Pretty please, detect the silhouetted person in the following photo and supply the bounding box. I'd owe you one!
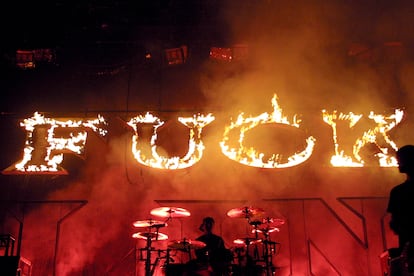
[191,217,232,275]
[387,145,414,274]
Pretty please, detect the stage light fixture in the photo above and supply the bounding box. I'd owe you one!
[164,45,188,65]
[15,50,36,69]
[209,44,248,62]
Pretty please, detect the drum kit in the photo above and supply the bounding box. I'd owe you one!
[132,206,285,276]
[227,206,285,276]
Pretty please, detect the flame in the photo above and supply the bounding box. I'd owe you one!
[1,106,405,174]
[220,95,316,168]
[322,109,403,167]
[3,112,108,174]
[128,112,215,169]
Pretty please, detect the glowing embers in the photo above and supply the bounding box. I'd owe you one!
[322,109,403,167]
[127,113,215,170]
[3,112,108,175]
[220,95,316,168]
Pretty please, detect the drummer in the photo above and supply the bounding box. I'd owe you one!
[190,216,232,275]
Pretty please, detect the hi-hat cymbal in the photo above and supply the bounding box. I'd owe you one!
[252,227,280,234]
[168,239,206,250]
[133,219,167,228]
[150,207,191,218]
[233,237,262,246]
[132,232,168,241]
[227,206,265,218]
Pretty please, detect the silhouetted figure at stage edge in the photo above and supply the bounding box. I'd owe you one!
[387,145,414,274]
[190,216,232,275]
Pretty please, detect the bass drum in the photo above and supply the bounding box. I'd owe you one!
[209,248,233,275]
[163,263,188,276]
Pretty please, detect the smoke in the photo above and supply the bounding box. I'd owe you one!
[50,163,161,275]
[198,1,414,114]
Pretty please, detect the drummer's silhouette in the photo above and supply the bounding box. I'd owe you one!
[190,217,232,275]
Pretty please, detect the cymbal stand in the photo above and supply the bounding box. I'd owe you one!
[233,246,245,272]
[250,221,262,262]
[240,237,258,275]
[139,247,170,275]
[139,226,162,276]
[143,232,153,276]
[260,229,277,276]
[151,248,171,276]
[161,248,173,268]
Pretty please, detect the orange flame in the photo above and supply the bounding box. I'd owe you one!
[128,112,215,169]
[3,112,107,174]
[322,109,403,167]
[220,95,316,168]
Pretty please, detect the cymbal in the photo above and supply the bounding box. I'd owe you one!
[132,232,168,241]
[252,227,280,234]
[233,237,262,246]
[133,219,167,228]
[150,207,191,218]
[261,217,286,227]
[227,206,265,219]
[168,239,206,250]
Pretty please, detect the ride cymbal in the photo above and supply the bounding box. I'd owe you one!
[227,206,265,218]
[150,207,191,218]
